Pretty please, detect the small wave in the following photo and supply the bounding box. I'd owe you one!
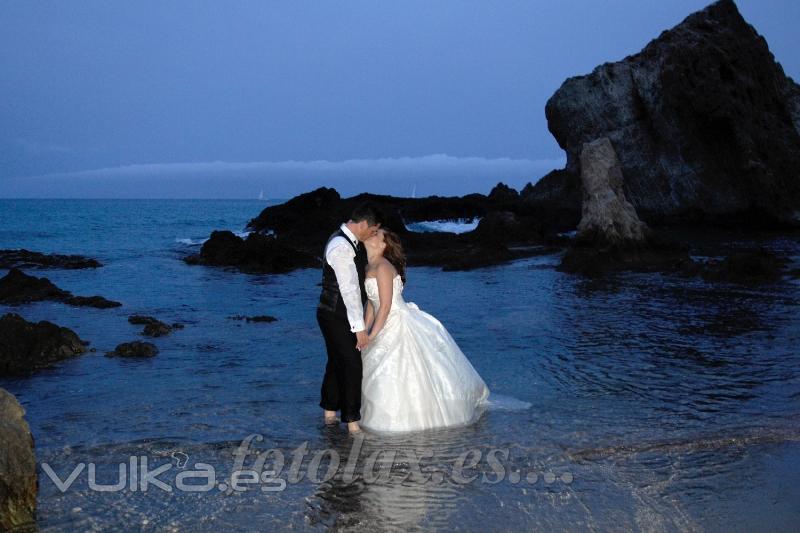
[175,237,208,246]
[484,393,532,411]
[405,218,480,234]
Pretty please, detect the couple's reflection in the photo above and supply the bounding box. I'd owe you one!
[306,419,488,530]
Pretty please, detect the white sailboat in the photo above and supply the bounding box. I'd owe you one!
[258,189,264,200]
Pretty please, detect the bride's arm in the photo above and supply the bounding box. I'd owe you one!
[364,300,375,332]
[367,263,395,341]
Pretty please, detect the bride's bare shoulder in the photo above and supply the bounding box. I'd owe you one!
[376,259,398,279]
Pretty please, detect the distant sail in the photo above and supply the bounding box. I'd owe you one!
[411,184,417,198]
[258,189,264,200]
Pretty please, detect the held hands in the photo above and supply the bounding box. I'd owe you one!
[355,330,370,351]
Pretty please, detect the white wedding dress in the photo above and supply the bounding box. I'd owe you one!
[360,274,490,432]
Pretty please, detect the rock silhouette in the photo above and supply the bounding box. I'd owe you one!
[538,0,800,227]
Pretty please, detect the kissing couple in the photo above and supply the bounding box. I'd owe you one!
[317,202,490,434]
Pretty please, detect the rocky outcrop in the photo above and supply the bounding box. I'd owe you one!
[0,388,38,531]
[183,231,320,274]
[0,268,121,308]
[184,186,559,275]
[522,168,582,231]
[487,182,520,206]
[0,313,88,376]
[0,249,102,269]
[543,0,800,227]
[244,187,483,244]
[558,139,692,275]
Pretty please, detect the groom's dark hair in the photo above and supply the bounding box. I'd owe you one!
[349,202,383,227]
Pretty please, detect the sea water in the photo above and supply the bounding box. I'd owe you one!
[1,199,799,531]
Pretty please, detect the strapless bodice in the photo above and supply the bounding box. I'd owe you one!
[364,274,406,312]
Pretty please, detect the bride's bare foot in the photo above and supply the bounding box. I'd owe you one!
[323,410,339,424]
[347,421,362,434]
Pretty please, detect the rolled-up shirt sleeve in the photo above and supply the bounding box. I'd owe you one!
[325,239,365,332]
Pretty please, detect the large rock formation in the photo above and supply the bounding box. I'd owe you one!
[0,388,38,531]
[540,0,800,227]
[0,313,89,376]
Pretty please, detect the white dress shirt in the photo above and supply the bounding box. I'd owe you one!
[324,223,365,332]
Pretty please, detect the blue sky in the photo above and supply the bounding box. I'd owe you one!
[1,0,797,198]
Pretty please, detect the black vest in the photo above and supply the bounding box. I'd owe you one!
[318,228,368,319]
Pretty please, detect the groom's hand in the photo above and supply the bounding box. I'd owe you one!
[355,330,369,351]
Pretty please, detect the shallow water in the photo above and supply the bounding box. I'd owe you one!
[1,199,799,531]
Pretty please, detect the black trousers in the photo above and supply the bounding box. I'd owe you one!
[317,309,362,422]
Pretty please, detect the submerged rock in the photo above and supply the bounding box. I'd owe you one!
[0,388,37,531]
[543,0,800,227]
[0,248,102,269]
[228,314,278,323]
[128,314,176,337]
[62,295,121,309]
[685,247,792,284]
[0,313,88,376]
[558,235,691,276]
[0,268,121,308]
[105,341,159,358]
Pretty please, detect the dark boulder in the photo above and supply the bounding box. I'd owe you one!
[184,231,320,274]
[143,322,172,337]
[0,267,69,304]
[0,313,88,376]
[128,315,177,337]
[105,341,159,358]
[543,0,800,227]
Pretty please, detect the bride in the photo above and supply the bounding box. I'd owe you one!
[359,228,490,432]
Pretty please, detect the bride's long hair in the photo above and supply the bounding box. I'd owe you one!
[381,228,407,284]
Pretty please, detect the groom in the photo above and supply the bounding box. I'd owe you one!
[317,202,382,433]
